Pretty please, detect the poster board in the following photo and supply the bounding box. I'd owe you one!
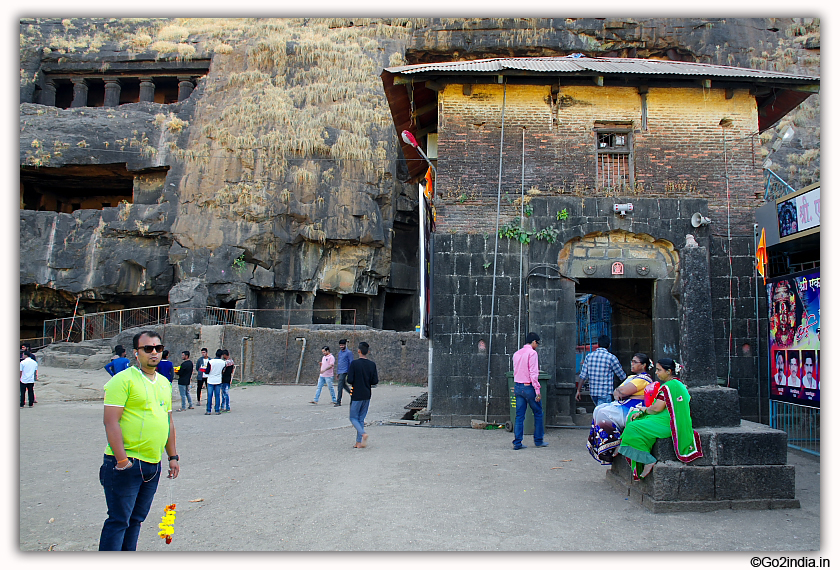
[767,269,820,407]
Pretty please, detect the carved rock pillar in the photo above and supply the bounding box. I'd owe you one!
[70,77,88,107]
[41,78,57,107]
[177,77,194,102]
[103,78,121,107]
[139,78,155,102]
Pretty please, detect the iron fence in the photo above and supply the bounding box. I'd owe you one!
[769,400,820,456]
[764,168,797,201]
[19,337,52,352]
[42,305,170,343]
[201,307,255,327]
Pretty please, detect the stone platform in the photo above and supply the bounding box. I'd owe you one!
[606,420,800,513]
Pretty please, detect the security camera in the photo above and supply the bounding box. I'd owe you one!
[614,203,633,217]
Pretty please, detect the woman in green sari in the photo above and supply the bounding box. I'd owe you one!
[617,358,703,480]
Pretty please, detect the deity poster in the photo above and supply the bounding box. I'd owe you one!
[767,269,820,407]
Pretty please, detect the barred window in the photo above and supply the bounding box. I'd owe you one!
[595,127,633,191]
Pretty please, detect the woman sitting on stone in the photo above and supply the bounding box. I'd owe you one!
[587,353,654,464]
[617,358,703,480]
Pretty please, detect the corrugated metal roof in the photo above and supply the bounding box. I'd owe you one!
[386,55,819,82]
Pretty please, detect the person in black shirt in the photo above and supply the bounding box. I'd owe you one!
[347,341,379,448]
[176,351,194,411]
[220,350,234,412]
[195,348,209,405]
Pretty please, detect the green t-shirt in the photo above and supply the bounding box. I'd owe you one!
[103,366,172,464]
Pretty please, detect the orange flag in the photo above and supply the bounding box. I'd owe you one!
[756,227,768,285]
[424,166,434,200]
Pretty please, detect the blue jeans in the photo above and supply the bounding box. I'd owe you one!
[349,399,371,442]
[314,376,336,403]
[221,383,230,410]
[593,395,612,407]
[513,383,544,447]
[178,384,192,409]
[206,383,222,413]
[99,454,161,551]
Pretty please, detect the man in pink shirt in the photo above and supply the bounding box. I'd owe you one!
[310,346,337,404]
[511,332,548,450]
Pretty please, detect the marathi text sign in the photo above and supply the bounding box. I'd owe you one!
[767,269,820,407]
[778,186,820,239]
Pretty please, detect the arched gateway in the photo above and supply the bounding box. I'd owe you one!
[556,230,681,372]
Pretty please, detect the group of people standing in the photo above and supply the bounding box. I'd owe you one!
[513,332,703,480]
[310,339,379,448]
[104,344,235,414]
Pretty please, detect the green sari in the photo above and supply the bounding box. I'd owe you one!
[617,379,703,480]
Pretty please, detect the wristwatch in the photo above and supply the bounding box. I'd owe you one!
[168,455,179,462]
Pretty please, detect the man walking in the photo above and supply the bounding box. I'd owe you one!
[220,350,234,412]
[204,350,226,415]
[99,330,179,551]
[334,339,354,407]
[195,348,209,405]
[310,346,336,405]
[176,351,194,411]
[347,341,378,448]
[575,335,626,406]
[511,332,548,450]
[20,350,38,408]
[105,345,131,377]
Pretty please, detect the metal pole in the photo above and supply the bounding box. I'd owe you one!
[753,223,762,424]
[517,127,526,348]
[484,81,507,423]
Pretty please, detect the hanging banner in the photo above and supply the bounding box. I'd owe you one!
[767,269,820,407]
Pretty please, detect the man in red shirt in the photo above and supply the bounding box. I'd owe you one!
[511,332,548,450]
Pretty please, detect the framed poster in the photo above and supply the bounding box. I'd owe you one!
[767,269,820,407]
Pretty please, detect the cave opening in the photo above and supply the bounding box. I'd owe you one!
[20,164,169,213]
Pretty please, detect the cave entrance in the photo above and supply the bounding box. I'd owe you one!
[312,291,339,324]
[21,164,126,212]
[340,294,370,326]
[383,292,416,332]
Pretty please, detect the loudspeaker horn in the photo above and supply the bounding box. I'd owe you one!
[691,213,712,228]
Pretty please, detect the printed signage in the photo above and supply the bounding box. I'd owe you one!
[767,269,820,407]
[778,186,820,240]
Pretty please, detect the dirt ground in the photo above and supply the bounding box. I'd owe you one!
[15,365,822,563]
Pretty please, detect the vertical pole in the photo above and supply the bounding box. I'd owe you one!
[753,223,762,424]
[484,81,507,423]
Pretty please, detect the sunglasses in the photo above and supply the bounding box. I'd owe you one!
[138,345,165,354]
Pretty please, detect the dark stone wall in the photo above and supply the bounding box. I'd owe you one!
[430,197,765,425]
[112,324,428,386]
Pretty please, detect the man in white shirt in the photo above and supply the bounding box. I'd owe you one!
[203,350,226,415]
[801,352,818,390]
[20,350,38,408]
[786,353,801,388]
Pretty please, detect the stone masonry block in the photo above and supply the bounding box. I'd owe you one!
[688,386,741,427]
[713,421,788,466]
[714,465,796,500]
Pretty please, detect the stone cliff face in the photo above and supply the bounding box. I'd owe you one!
[19,17,819,337]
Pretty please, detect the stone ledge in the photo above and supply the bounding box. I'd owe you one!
[606,470,801,513]
[651,421,788,466]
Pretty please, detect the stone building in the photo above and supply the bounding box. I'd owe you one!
[382,55,819,426]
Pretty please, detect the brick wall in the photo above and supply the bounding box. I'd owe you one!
[435,83,762,236]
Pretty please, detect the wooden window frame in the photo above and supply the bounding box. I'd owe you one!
[594,126,634,191]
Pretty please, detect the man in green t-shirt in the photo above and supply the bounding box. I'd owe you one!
[98,330,180,551]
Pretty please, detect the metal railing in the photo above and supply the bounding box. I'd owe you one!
[764,168,797,201]
[769,400,820,456]
[19,337,52,352]
[43,305,171,343]
[200,307,255,327]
